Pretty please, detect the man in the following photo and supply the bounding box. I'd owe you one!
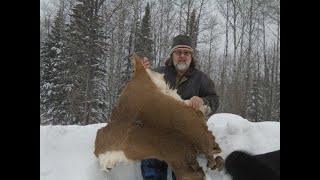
[141,34,219,180]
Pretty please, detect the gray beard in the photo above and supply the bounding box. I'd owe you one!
[174,61,190,71]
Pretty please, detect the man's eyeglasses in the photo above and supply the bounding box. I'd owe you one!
[174,51,191,56]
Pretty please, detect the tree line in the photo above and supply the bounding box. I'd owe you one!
[40,0,280,125]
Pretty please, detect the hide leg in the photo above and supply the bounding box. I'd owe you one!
[215,156,224,171]
[185,145,202,171]
[206,154,217,170]
[206,154,224,171]
[212,141,222,154]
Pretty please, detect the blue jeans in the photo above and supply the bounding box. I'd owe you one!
[141,158,176,180]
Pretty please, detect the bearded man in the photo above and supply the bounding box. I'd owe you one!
[140,34,220,180]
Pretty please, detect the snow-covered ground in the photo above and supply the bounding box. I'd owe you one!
[40,113,280,180]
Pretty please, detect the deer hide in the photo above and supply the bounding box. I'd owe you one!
[94,53,223,180]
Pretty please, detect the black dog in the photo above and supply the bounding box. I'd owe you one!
[224,150,280,180]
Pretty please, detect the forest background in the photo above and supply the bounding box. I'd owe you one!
[40,0,280,125]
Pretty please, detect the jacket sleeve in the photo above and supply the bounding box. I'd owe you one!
[200,73,219,117]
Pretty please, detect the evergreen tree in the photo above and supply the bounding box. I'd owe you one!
[66,0,108,125]
[246,79,264,122]
[187,9,199,57]
[136,3,152,59]
[40,7,69,125]
[271,80,280,121]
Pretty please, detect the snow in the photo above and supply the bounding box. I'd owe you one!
[40,113,280,180]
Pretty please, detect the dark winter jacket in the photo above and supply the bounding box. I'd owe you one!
[153,65,219,118]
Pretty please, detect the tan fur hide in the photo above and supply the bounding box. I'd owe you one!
[94,53,224,180]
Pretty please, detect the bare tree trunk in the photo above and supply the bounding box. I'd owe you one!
[194,0,206,55]
[244,0,254,118]
[158,0,164,67]
[208,27,213,75]
[224,0,230,63]
[230,0,239,67]
[185,0,194,34]
[273,12,280,120]
[230,0,239,114]
[84,66,93,125]
[178,0,184,33]
[261,8,272,121]
[222,0,230,113]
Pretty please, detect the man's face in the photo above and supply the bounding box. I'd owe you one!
[172,49,192,72]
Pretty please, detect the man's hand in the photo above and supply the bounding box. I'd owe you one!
[142,57,151,69]
[188,96,204,109]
